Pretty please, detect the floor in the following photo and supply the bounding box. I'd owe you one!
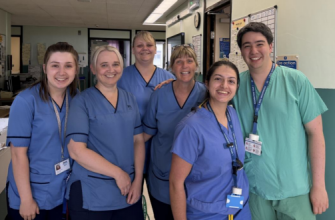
[143,180,155,220]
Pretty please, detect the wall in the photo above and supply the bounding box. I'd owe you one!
[215,13,230,61]
[207,0,221,8]
[23,26,88,66]
[0,8,11,89]
[232,0,335,219]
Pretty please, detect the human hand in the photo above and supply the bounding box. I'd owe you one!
[19,198,40,220]
[154,78,174,90]
[310,185,329,214]
[127,178,142,204]
[115,169,131,196]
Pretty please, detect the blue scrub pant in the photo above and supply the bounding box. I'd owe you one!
[68,180,144,220]
[6,182,63,220]
[149,192,174,220]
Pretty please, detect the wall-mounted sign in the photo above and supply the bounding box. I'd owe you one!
[276,55,299,69]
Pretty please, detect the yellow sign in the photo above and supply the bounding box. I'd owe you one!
[233,18,246,30]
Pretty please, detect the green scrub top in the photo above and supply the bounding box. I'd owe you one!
[232,65,327,200]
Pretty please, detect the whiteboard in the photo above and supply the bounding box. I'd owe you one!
[192,34,202,74]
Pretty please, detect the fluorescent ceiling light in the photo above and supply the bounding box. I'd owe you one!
[143,23,166,26]
[145,13,162,23]
[144,0,178,24]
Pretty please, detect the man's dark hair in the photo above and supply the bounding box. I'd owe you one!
[237,22,273,48]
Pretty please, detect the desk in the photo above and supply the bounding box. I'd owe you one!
[0,98,14,106]
[0,147,11,192]
[0,108,10,118]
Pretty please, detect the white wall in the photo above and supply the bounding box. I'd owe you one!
[23,26,88,65]
[207,0,221,8]
[215,14,230,61]
[232,0,335,89]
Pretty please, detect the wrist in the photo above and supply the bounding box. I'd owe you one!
[21,196,34,203]
[312,180,326,189]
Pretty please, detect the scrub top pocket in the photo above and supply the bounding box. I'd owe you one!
[29,172,52,207]
[85,171,135,210]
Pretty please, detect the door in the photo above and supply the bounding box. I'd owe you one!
[11,36,21,74]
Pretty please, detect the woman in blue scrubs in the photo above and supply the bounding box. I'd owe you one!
[6,42,79,220]
[142,45,206,220]
[118,31,174,176]
[170,60,251,220]
[65,45,145,220]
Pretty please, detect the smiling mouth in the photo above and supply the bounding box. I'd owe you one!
[217,91,228,94]
[105,74,116,78]
[56,78,67,81]
[181,72,190,75]
[250,57,261,61]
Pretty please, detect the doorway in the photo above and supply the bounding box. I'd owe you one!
[11,36,21,74]
[204,0,231,76]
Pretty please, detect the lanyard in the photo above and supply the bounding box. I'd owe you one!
[51,91,69,160]
[250,63,275,135]
[206,102,243,187]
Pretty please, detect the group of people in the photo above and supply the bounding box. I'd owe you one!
[5,22,328,220]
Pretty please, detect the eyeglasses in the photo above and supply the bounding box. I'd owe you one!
[172,43,195,51]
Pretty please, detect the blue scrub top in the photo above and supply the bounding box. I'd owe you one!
[118,65,175,173]
[143,81,206,204]
[65,87,143,211]
[6,83,72,210]
[171,106,251,219]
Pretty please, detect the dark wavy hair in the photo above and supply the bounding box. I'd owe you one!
[32,42,79,101]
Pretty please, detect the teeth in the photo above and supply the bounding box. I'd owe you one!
[56,78,66,81]
[181,72,189,75]
[251,57,260,60]
[106,74,116,78]
[218,91,228,94]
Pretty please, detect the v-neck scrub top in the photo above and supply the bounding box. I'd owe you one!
[6,83,73,210]
[65,87,143,211]
[171,106,251,220]
[143,81,206,204]
[232,66,328,200]
[118,65,175,173]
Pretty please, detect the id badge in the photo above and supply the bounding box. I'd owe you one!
[226,194,244,209]
[245,138,262,156]
[55,158,70,175]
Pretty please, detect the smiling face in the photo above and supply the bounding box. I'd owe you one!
[172,55,197,84]
[92,51,122,88]
[132,37,156,64]
[43,52,77,93]
[241,31,273,73]
[206,65,239,105]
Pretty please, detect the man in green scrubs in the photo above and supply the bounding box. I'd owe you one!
[232,22,329,220]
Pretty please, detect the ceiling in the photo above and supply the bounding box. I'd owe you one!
[0,0,188,31]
